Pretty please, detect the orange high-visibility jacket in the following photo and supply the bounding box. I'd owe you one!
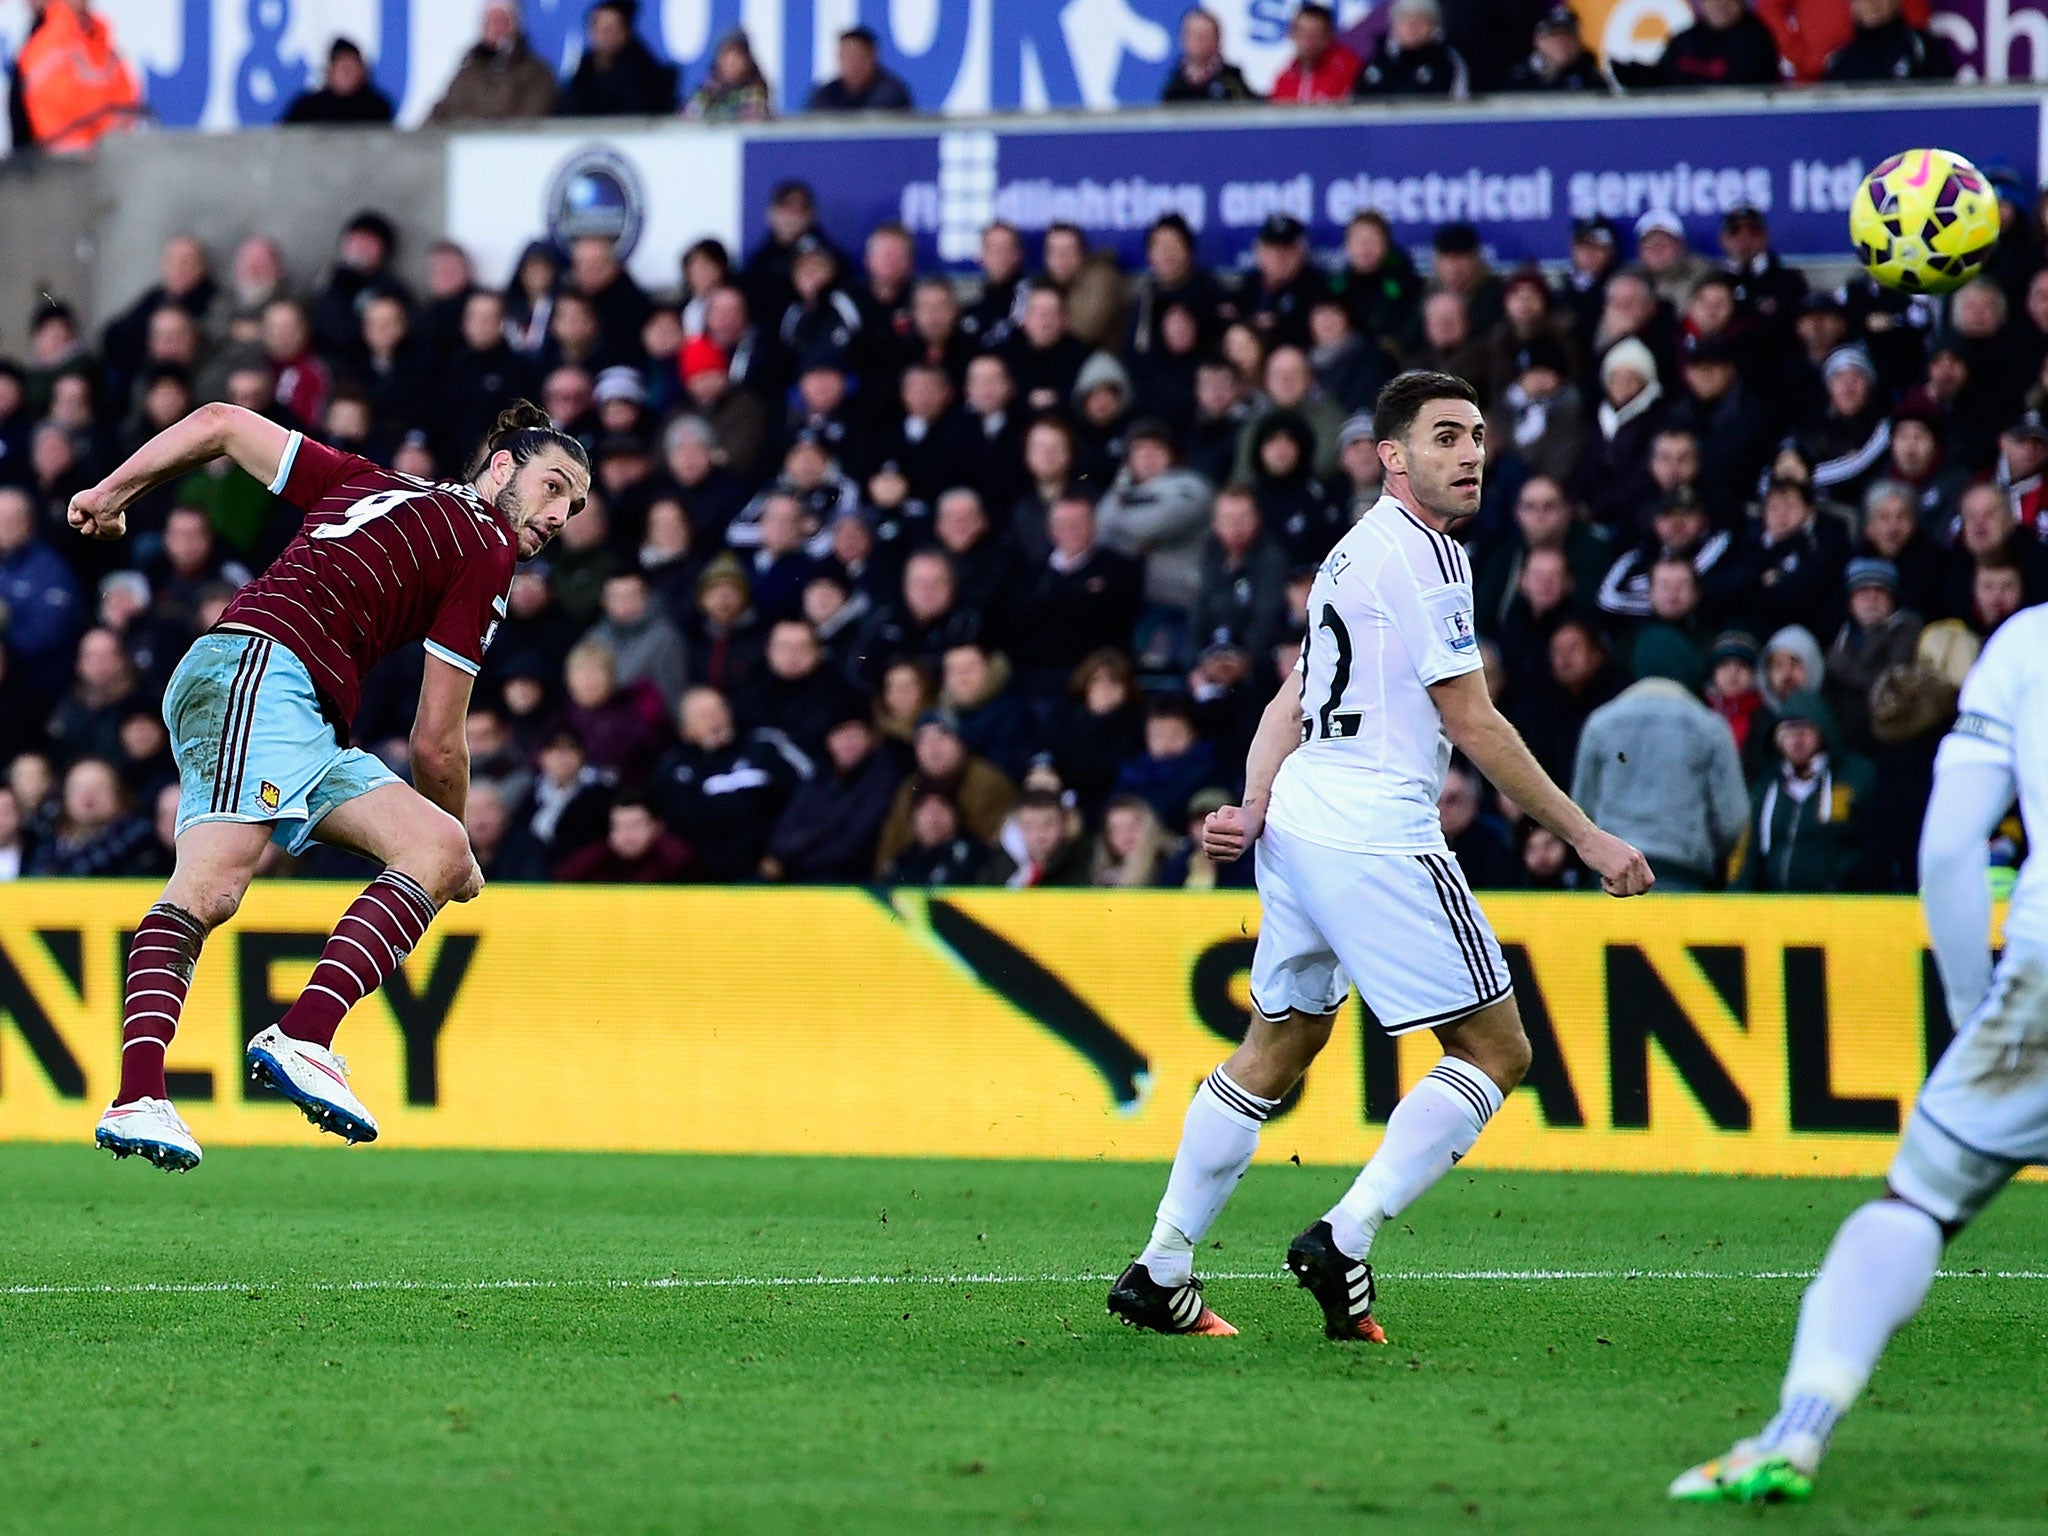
[17,2,140,153]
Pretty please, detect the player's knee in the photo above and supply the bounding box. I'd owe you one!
[405,816,476,905]
[1486,1029,1534,1089]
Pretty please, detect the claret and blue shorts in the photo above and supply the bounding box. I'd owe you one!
[162,631,400,856]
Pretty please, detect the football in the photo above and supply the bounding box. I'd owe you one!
[1848,147,2001,296]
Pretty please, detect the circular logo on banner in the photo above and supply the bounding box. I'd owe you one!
[545,146,646,259]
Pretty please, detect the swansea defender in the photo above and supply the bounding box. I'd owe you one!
[76,401,589,1170]
[1671,600,2048,1504]
[1107,372,1652,1340]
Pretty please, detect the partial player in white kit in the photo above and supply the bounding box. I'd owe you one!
[1671,600,2048,1505]
[1106,372,1653,1340]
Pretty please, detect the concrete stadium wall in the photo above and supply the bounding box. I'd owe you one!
[88,127,447,338]
[0,154,95,358]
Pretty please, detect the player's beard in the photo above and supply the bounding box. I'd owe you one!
[1413,465,1482,524]
[494,480,542,557]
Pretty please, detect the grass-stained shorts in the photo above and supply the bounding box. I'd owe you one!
[164,631,400,856]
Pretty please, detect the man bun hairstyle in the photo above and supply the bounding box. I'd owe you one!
[1373,370,1481,447]
[466,399,591,483]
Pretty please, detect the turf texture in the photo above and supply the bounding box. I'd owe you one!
[3,1144,2045,1536]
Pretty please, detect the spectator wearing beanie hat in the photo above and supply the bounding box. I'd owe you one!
[1734,689,1874,893]
[1576,334,1669,533]
[1825,556,1922,754]
[677,333,769,484]
[1794,344,1892,506]
[1704,629,1766,764]
[1500,331,1588,488]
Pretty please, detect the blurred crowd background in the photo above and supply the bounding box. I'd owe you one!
[0,0,2041,894]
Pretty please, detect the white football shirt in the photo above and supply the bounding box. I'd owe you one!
[1265,493,1482,853]
[1937,603,2048,954]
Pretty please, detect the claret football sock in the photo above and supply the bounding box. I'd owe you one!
[115,903,207,1105]
[1326,1055,1503,1259]
[1762,1198,1944,1470]
[277,870,439,1050]
[1141,1068,1280,1287]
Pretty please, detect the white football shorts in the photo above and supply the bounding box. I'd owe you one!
[1890,942,2048,1225]
[1248,820,1513,1033]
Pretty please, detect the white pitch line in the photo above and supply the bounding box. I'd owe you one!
[5,1268,2048,1299]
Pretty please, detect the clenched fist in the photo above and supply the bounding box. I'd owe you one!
[67,486,126,541]
[1202,802,1265,863]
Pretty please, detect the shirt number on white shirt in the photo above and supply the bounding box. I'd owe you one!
[1302,602,1363,742]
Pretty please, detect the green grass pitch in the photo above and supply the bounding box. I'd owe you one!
[4,1145,2045,1536]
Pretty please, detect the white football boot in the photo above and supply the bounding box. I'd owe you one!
[246,1025,380,1144]
[95,1097,203,1172]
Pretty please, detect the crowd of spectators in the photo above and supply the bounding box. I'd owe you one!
[0,0,2039,894]
[5,153,2047,894]
[6,0,1972,156]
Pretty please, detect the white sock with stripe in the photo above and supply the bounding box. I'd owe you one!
[1760,1198,1944,1472]
[1139,1067,1279,1287]
[1325,1056,1503,1260]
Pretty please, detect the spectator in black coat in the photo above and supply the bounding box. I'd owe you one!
[1162,8,1257,102]
[1668,338,1772,516]
[1649,0,1781,86]
[1191,485,1288,662]
[1010,493,1142,690]
[1511,616,1623,786]
[556,0,678,116]
[881,789,994,887]
[938,642,1037,783]
[652,686,811,880]
[1824,0,1955,81]
[310,211,414,361]
[741,619,859,757]
[805,25,914,112]
[511,727,614,871]
[1003,286,1093,417]
[1056,649,1147,816]
[282,38,396,124]
[432,289,540,467]
[766,710,902,881]
[1237,215,1328,351]
[886,364,978,506]
[1354,0,1470,98]
[1576,337,1670,534]
[1504,6,1613,92]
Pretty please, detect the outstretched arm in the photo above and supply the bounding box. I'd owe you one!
[1430,669,1654,897]
[1202,670,1303,862]
[69,404,293,540]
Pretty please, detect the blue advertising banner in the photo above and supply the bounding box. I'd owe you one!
[742,94,2044,272]
[38,2,2048,132]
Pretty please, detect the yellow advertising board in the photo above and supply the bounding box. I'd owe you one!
[0,884,1973,1174]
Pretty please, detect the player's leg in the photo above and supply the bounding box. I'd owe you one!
[98,634,288,1171]
[97,820,273,1170]
[1672,950,2048,1503]
[1322,994,1528,1261]
[244,775,475,1144]
[1288,851,1521,1339]
[1109,825,1345,1335]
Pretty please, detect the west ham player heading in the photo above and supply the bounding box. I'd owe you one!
[1671,601,2048,1504]
[73,401,590,1170]
[1107,372,1653,1340]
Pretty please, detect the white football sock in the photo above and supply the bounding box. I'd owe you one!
[1326,1056,1502,1260]
[1140,1068,1279,1287]
[1761,1198,1943,1471]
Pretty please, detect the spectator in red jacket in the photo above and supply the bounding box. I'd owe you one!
[555,793,693,882]
[1270,3,1362,102]
[1756,0,1932,82]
